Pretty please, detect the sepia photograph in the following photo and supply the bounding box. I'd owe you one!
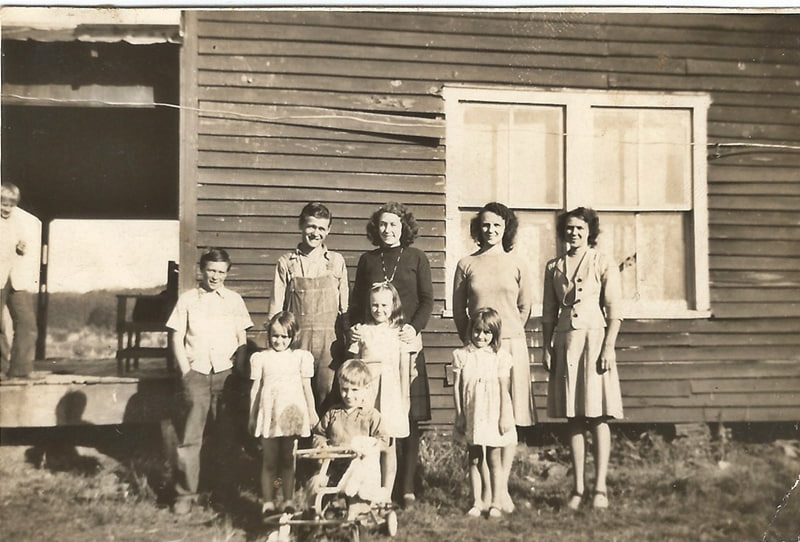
[1,4,798,541]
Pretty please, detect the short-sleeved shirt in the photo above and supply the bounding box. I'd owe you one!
[312,404,388,449]
[166,285,253,374]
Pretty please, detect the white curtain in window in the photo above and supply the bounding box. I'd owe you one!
[592,108,692,210]
[456,104,563,208]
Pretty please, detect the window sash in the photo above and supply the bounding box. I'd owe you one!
[444,86,710,318]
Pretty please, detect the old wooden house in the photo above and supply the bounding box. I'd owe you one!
[3,8,799,428]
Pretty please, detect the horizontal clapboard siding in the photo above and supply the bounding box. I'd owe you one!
[186,10,800,424]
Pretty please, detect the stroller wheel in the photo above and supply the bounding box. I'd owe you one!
[350,523,369,542]
[385,510,398,537]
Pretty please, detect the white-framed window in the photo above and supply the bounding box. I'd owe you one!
[444,86,711,319]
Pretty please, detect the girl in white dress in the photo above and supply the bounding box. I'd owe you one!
[249,311,318,513]
[452,308,516,519]
[349,282,419,500]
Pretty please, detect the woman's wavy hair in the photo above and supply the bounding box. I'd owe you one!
[556,207,600,248]
[469,202,518,252]
[366,202,419,247]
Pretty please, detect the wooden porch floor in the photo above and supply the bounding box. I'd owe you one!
[0,358,176,428]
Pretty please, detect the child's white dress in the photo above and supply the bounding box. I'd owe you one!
[350,322,420,438]
[250,348,314,438]
[452,344,517,447]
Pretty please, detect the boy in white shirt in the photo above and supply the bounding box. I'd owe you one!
[166,247,253,514]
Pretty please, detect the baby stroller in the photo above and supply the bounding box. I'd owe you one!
[264,441,398,542]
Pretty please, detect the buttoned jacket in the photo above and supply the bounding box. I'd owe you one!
[0,207,41,292]
[542,248,623,332]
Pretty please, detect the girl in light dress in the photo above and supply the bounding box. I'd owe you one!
[249,311,319,513]
[349,282,420,501]
[452,308,516,519]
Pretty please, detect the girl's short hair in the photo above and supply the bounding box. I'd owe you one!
[338,359,373,388]
[266,310,299,343]
[299,201,332,228]
[469,202,518,252]
[468,307,503,352]
[556,207,600,247]
[365,202,419,247]
[368,282,404,327]
[200,247,232,270]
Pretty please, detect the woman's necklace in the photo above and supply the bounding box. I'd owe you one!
[381,246,404,284]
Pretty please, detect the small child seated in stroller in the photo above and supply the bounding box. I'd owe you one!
[309,359,390,517]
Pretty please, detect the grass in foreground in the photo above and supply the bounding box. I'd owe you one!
[0,423,797,542]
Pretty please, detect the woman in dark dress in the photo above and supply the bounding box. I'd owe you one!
[349,202,433,507]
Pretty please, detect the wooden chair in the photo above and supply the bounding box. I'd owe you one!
[115,261,178,374]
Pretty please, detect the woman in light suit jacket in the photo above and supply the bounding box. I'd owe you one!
[541,207,623,511]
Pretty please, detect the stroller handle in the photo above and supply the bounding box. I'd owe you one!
[294,446,359,460]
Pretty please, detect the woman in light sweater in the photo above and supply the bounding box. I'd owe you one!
[453,201,536,514]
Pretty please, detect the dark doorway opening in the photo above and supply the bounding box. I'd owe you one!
[2,39,180,359]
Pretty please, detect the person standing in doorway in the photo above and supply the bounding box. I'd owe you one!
[0,182,41,380]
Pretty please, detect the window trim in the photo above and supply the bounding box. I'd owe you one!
[443,85,711,319]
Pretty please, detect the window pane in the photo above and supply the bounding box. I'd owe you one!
[516,211,558,307]
[458,210,556,308]
[595,214,638,299]
[596,212,688,304]
[457,106,506,205]
[457,103,562,208]
[593,108,692,209]
[637,213,688,302]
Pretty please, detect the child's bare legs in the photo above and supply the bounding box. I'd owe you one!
[467,445,485,513]
[590,419,611,496]
[568,418,586,497]
[380,439,397,501]
[486,446,504,511]
[480,448,492,506]
[261,437,297,510]
[499,442,516,511]
[278,437,297,507]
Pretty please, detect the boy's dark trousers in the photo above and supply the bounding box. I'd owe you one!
[0,280,37,377]
[174,368,234,503]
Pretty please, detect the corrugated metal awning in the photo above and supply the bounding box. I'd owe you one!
[0,8,182,44]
